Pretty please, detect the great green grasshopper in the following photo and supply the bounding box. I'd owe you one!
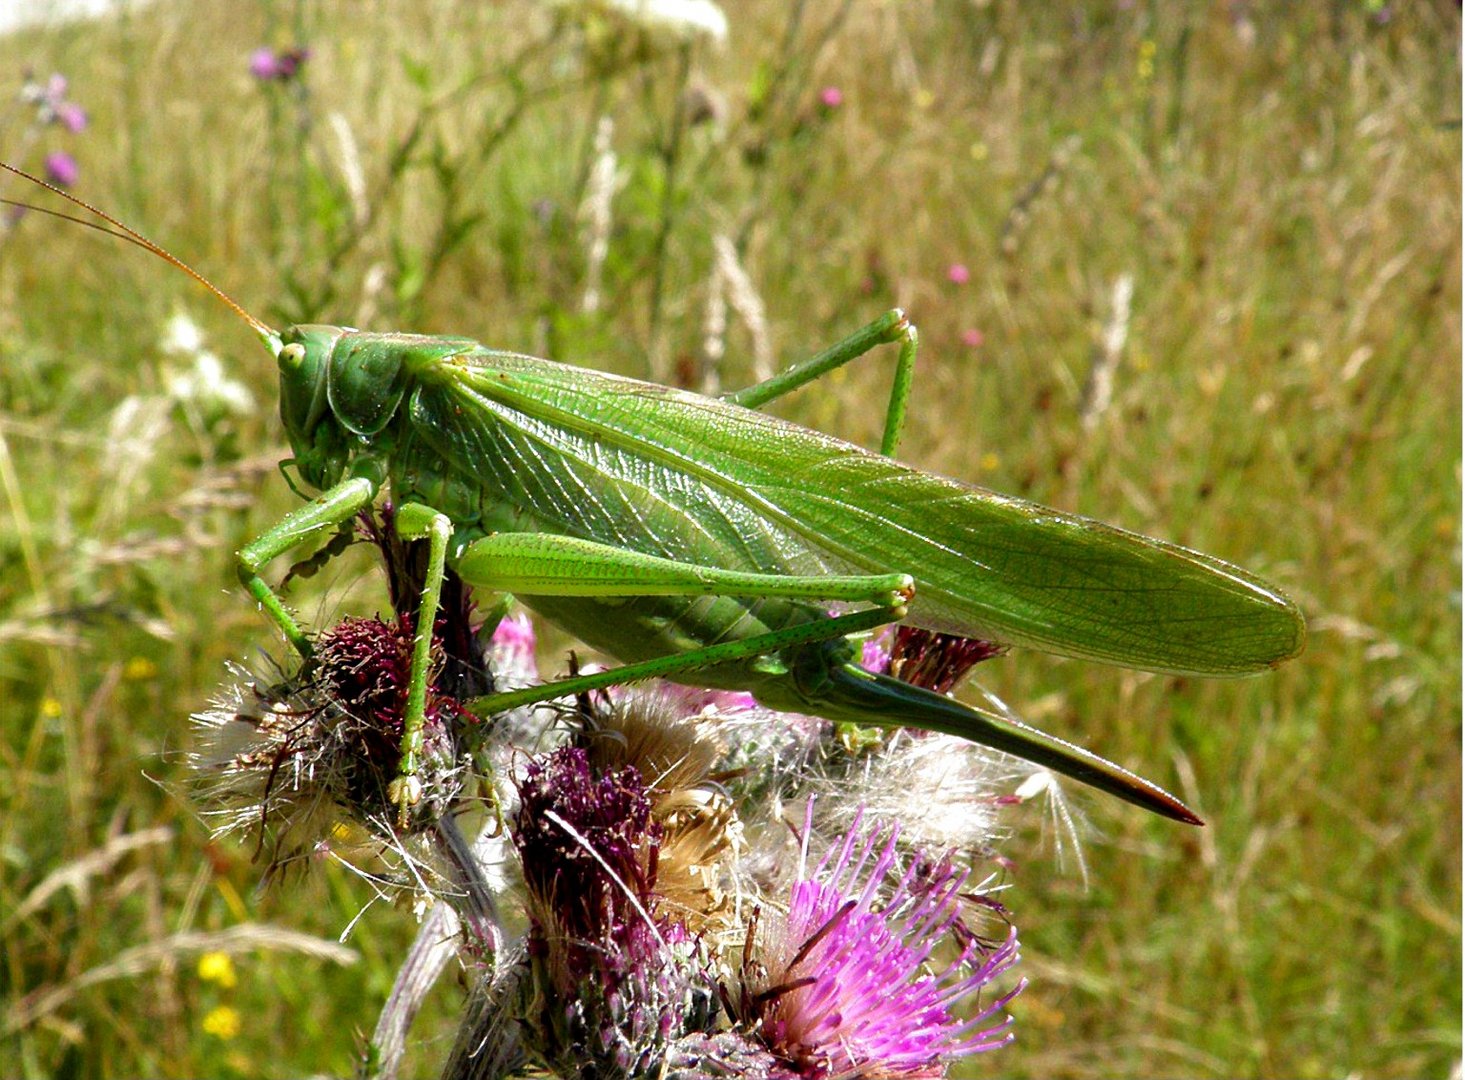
[5,163,1304,827]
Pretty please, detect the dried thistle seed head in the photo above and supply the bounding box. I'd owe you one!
[581,685,745,935]
[583,683,726,797]
[191,616,473,862]
[803,731,1013,860]
[191,661,345,870]
[654,786,743,939]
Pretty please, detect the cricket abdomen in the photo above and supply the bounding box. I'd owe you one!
[518,591,839,695]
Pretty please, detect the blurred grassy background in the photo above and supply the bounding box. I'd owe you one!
[0,1,1458,1077]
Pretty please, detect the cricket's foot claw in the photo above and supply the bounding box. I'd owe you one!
[387,774,424,826]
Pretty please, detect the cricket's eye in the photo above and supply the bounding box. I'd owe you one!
[279,342,307,367]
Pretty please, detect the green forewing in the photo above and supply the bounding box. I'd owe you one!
[420,349,1303,677]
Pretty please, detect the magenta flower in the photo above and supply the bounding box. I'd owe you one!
[486,611,538,685]
[250,46,311,82]
[21,72,87,131]
[961,328,985,348]
[43,152,78,188]
[53,99,88,133]
[248,48,277,79]
[736,809,1024,1076]
[819,86,844,109]
[651,683,757,714]
[946,263,970,285]
[861,634,893,675]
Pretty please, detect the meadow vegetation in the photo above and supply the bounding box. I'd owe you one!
[0,1,1458,1077]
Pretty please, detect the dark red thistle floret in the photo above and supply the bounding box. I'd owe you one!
[312,615,470,819]
[890,627,1008,695]
[514,746,661,958]
[358,505,493,700]
[317,617,416,736]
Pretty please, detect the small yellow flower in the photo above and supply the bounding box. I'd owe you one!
[980,452,1001,472]
[124,656,158,681]
[197,951,237,988]
[1137,38,1157,81]
[913,87,935,110]
[202,1005,241,1040]
[40,697,63,719]
[969,141,989,162]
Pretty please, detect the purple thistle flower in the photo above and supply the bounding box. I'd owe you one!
[819,86,843,109]
[43,151,78,188]
[190,613,472,859]
[21,72,87,132]
[736,808,1024,1076]
[248,48,278,80]
[54,100,88,133]
[489,611,536,669]
[515,745,660,956]
[512,746,721,1072]
[250,46,311,82]
[861,635,892,676]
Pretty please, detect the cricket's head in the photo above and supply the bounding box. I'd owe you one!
[275,325,421,492]
[276,324,354,490]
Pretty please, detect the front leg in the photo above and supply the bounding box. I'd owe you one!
[386,502,454,823]
[236,476,378,659]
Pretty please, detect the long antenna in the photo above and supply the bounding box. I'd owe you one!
[1,161,278,347]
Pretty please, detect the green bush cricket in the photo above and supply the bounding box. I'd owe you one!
[5,163,1304,828]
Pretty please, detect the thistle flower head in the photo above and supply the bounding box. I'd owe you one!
[734,808,1024,1077]
[314,616,469,817]
[487,611,538,685]
[512,746,720,1072]
[887,626,1006,695]
[43,151,78,188]
[21,71,87,131]
[191,615,473,864]
[583,684,745,935]
[515,745,659,956]
[249,46,311,82]
[809,732,1014,860]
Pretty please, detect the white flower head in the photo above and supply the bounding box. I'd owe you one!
[161,310,207,355]
[558,0,728,44]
